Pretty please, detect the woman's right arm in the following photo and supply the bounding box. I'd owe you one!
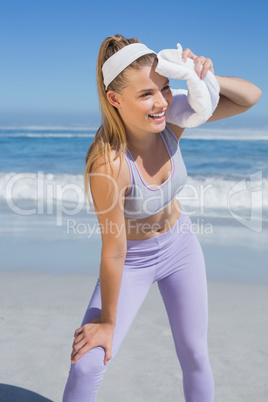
[71,152,128,365]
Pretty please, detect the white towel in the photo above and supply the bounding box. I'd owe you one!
[155,43,220,128]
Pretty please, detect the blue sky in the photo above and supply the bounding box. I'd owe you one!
[1,0,267,128]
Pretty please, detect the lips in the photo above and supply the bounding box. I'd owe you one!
[148,111,166,118]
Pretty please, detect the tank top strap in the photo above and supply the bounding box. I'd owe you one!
[121,150,135,197]
[162,124,180,151]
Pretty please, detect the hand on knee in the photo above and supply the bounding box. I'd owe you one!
[71,317,115,365]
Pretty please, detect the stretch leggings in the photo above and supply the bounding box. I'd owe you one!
[62,205,214,401]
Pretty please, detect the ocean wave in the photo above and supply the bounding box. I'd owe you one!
[0,126,98,131]
[0,133,96,138]
[0,126,268,140]
[0,172,267,220]
[184,127,268,140]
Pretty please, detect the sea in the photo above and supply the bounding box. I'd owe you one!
[0,126,267,282]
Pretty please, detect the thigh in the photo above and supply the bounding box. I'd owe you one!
[81,265,155,358]
[157,233,209,357]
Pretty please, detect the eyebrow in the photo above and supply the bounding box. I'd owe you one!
[136,78,170,94]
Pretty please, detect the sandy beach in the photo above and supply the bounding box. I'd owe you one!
[0,270,267,402]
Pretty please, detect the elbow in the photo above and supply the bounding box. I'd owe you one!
[254,87,262,103]
[101,246,127,262]
[248,86,262,107]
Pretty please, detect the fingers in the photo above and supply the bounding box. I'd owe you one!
[71,339,112,366]
[199,57,214,79]
[71,329,93,363]
[71,340,91,364]
[104,345,112,365]
[72,334,83,350]
[72,327,85,348]
[71,336,112,365]
[74,326,83,338]
[70,322,114,365]
[181,48,197,62]
[182,48,214,79]
[71,325,87,363]
[193,55,207,78]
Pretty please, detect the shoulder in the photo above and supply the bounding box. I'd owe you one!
[166,123,185,142]
[91,149,130,194]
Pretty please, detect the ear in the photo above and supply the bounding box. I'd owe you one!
[106,90,122,109]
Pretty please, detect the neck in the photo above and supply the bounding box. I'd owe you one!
[125,127,159,156]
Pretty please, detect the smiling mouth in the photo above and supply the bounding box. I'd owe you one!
[148,111,166,118]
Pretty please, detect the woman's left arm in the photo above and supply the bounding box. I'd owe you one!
[206,75,262,122]
[180,48,262,123]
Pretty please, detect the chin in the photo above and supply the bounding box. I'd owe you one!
[150,120,167,132]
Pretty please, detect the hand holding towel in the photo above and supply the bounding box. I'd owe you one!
[155,43,220,128]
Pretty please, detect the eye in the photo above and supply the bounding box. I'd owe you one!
[140,92,152,98]
[162,85,170,92]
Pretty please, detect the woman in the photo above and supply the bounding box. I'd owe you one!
[62,34,261,401]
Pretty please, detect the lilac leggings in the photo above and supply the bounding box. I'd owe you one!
[62,206,214,401]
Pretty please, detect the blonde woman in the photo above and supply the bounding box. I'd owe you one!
[62,34,261,401]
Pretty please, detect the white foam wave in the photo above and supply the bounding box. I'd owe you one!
[0,172,267,221]
[0,172,88,205]
[181,175,267,221]
[184,127,268,140]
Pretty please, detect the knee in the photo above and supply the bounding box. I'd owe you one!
[71,346,108,380]
[189,349,210,371]
[179,342,210,371]
[63,347,109,401]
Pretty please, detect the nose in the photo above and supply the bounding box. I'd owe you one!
[154,91,168,109]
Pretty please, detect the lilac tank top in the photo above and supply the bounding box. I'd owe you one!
[122,124,187,219]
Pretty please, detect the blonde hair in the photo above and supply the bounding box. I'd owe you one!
[84,34,157,209]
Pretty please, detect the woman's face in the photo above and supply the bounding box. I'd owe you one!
[107,64,173,137]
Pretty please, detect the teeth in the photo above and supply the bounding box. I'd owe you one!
[149,111,165,118]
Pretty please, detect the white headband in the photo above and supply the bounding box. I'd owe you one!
[102,43,156,90]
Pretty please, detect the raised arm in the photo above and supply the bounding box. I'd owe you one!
[71,151,128,365]
[165,48,262,140]
[179,47,262,122]
[206,75,262,122]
